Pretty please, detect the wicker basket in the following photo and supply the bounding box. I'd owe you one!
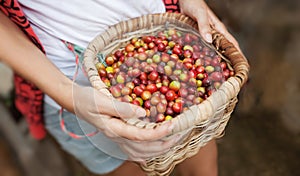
[83,13,249,176]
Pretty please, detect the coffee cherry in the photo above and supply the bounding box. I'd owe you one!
[148,71,159,81]
[138,52,147,61]
[106,67,114,74]
[116,83,125,90]
[202,77,211,87]
[173,69,182,76]
[179,73,189,82]
[96,63,106,70]
[165,115,173,121]
[157,43,166,52]
[166,90,176,101]
[139,72,147,81]
[125,44,135,52]
[100,29,235,123]
[150,95,160,106]
[184,34,192,44]
[187,87,196,95]
[103,78,111,87]
[116,74,125,84]
[132,78,141,86]
[183,45,194,52]
[98,69,107,78]
[156,82,162,88]
[105,56,115,66]
[169,81,181,92]
[133,86,143,96]
[157,102,167,113]
[146,84,158,93]
[156,113,165,122]
[144,100,151,109]
[220,62,227,70]
[152,54,161,63]
[135,97,144,106]
[160,86,169,94]
[132,99,141,106]
[188,70,197,79]
[125,57,135,67]
[161,53,170,62]
[110,86,121,98]
[167,60,176,68]
[164,65,172,76]
[121,86,132,95]
[205,66,215,73]
[197,87,206,94]
[178,88,188,98]
[148,42,155,49]
[193,97,204,104]
[122,95,133,103]
[223,69,230,79]
[214,82,222,89]
[210,72,223,82]
[183,49,193,58]
[196,80,202,87]
[142,36,153,43]
[141,90,151,100]
[162,79,170,87]
[172,46,182,55]
[186,94,195,102]
[165,107,174,116]
[172,102,183,113]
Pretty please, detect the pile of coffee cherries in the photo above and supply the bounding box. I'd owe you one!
[96,28,234,122]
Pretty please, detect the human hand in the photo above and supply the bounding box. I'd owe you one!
[72,84,180,161]
[179,0,242,53]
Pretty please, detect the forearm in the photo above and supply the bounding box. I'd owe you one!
[0,11,74,112]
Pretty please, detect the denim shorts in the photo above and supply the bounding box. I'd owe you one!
[43,103,125,174]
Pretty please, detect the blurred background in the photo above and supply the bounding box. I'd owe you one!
[0,0,299,175]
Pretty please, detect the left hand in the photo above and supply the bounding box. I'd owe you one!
[179,0,242,53]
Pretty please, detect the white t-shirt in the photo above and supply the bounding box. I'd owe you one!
[18,0,166,109]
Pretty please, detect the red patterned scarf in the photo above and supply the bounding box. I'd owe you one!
[1,0,46,139]
[0,0,180,140]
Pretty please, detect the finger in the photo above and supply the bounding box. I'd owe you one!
[121,135,181,160]
[195,6,212,43]
[127,134,181,154]
[207,8,247,60]
[207,8,243,53]
[93,91,146,119]
[102,117,174,141]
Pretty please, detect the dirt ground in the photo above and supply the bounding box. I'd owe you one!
[0,0,299,175]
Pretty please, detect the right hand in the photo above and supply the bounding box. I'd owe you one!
[72,84,181,161]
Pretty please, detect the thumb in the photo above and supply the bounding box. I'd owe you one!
[196,7,212,43]
[109,99,146,119]
[96,93,146,119]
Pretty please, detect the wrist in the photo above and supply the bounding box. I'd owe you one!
[56,78,75,113]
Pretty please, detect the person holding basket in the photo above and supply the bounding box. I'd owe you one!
[0,0,243,175]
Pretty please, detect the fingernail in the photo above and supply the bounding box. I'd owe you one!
[205,33,212,43]
[136,108,146,117]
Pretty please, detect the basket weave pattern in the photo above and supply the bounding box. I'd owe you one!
[83,13,249,176]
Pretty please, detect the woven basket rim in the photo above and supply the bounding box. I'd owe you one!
[83,12,250,175]
[83,12,249,134]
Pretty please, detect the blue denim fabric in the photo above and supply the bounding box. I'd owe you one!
[43,103,125,174]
